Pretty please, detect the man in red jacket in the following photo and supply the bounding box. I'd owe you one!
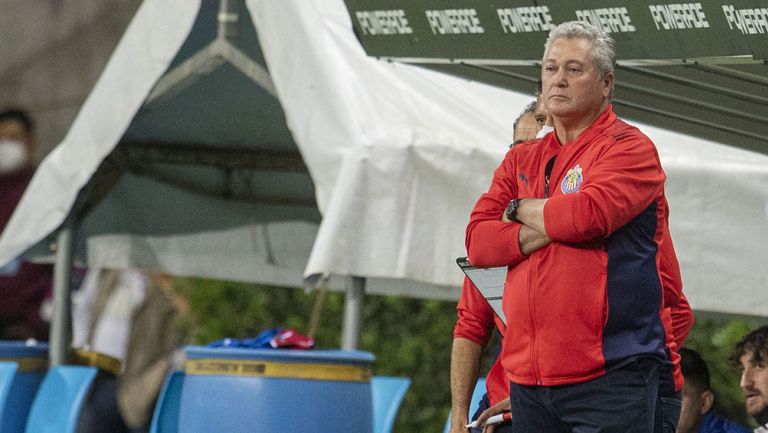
[450,99,547,433]
[466,21,682,432]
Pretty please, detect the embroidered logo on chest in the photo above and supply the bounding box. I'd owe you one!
[561,164,583,194]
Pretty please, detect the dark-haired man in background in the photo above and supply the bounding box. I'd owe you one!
[511,100,539,146]
[731,326,768,433]
[677,347,750,433]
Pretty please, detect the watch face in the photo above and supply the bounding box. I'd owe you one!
[506,199,518,221]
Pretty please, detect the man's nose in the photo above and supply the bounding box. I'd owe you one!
[741,369,753,390]
[553,69,567,87]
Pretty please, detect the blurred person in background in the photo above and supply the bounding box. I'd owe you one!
[511,100,539,146]
[677,347,750,433]
[73,268,183,433]
[0,107,53,341]
[730,326,768,433]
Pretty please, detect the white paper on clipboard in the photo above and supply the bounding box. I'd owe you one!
[456,257,507,325]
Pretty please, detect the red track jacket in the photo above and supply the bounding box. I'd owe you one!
[465,105,690,388]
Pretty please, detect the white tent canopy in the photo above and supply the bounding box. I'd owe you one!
[1,0,767,350]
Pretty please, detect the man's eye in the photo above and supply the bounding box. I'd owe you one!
[536,117,546,125]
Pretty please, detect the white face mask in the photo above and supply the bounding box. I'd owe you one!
[0,139,29,175]
[536,125,554,139]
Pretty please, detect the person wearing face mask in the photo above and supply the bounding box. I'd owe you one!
[731,326,768,433]
[0,109,36,224]
[0,108,53,341]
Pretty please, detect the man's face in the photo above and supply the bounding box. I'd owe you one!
[677,380,710,433]
[534,95,550,128]
[0,119,34,164]
[740,351,768,417]
[541,37,613,123]
[0,119,33,146]
[513,112,538,144]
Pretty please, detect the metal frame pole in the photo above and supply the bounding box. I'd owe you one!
[217,0,239,41]
[341,276,365,350]
[49,217,76,366]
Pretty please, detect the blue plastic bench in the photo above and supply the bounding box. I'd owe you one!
[150,370,185,433]
[25,365,97,433]
[0,341,48,433]
[0,362,18,431]
[371,376,411,433]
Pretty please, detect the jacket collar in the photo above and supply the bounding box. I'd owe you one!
[545,104,617,152]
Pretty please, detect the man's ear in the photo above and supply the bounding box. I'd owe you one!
[700,390,715,414]
[602,72,614,98]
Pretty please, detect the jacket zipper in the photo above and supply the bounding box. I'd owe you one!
[530,154,556,385]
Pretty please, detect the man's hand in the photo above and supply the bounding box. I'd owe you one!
[516,198,547,235]
[501,204,551,255]
[476,398,511,433]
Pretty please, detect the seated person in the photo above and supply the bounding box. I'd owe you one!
[0,108,53,341]
[677,347,751,433]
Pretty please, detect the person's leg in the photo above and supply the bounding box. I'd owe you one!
[509,383,570,433]
[556,358,660,433]
[77,371,130,433]
[654,391,681,433]
[468,394,516,433]
[469,394,492,433]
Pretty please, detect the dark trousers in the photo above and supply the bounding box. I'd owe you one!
[77,371,150,433]
[509,358,660,433]
[469,393,515,433]
[654,391,682,433]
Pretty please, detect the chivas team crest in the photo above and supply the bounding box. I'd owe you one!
[561,164,583,194]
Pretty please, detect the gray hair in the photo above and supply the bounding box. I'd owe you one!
[543,21,616,98]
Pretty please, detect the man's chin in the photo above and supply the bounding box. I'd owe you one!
[751,403,768,426]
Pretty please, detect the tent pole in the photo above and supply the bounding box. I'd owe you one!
[49,216,76,366]
[341,276,365,350]
[217,0,239,41]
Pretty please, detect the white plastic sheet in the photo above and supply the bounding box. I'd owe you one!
[0,0,766,315]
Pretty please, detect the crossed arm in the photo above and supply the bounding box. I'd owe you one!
[503,199,550,256]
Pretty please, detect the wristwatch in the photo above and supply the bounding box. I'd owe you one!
[505,199,520,222]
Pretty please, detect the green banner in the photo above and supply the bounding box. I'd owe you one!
[344,0,768,61]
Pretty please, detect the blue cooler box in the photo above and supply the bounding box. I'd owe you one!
[0,341,48,433]
[180,346,375,433]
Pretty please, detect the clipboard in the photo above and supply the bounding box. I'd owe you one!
[456,257,507,325]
